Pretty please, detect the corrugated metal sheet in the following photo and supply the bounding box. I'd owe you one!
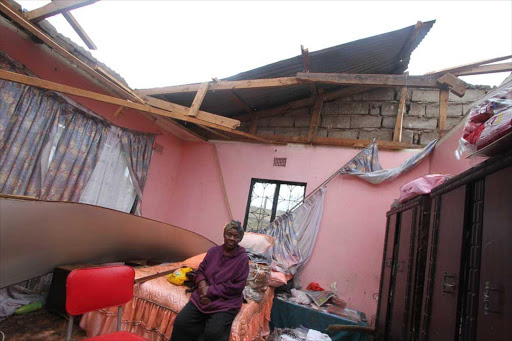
[161,21,435,117]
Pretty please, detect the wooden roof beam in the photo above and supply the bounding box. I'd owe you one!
[297,72,440,88]
[0,70,257,142]
[453,62,512,76]
[250,134,422,150]
[187,82,209,117]
[61,10,97,50]
[425,55,512,76]
[25,0,98,22]
[0,1,138,102]
[141,95,239,128]
[135,77,302,96]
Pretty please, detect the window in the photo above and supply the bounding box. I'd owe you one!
[244,179,306,231]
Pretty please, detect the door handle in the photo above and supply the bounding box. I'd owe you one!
[483,281,503,315]
[442,272,456,294]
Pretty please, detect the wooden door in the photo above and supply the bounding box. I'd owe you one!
[477,167,512,340]
[377,214,398,337]
[388,208,416,340]
[420,186,467,340]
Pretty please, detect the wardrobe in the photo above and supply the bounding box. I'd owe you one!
[377,151,512,341]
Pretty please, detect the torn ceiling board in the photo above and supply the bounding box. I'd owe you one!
[0,195,216,288]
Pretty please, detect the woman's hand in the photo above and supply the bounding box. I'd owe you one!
[197,279,210,298]
[199,296,212,306]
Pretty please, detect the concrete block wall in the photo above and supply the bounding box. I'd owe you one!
[243,86,491,145]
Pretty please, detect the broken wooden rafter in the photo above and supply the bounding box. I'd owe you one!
[436,72,466,97]
[187,82,209,117]
[135,77,302,96]
[24,0,98,22]
[142,95,239,129]
[0,70,270,144]
[453,62,512,76]
[301,45,318,95]
[393,87,407,142]
[61,10,97,50]
[392,21,423,73]
[425,55,512,76]
[307,96,324,142]
[0,1,138,102]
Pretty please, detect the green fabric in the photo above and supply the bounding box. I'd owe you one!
[269,297,368,341]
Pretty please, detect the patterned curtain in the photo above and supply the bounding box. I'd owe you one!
[120,130,155,214]
[0,81,61,196]
[41,107,108,201]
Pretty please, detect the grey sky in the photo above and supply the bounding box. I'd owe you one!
[17,1,512,88]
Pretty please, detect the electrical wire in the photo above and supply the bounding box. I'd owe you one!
[0,330,6,341]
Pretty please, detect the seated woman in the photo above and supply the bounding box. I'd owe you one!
[170,220,250,341]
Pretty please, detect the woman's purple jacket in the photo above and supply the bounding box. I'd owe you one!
[190,245,250,313]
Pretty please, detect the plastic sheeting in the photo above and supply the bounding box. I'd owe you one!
[339,139,437,184]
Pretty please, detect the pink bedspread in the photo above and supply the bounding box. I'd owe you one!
[80,261,275,341]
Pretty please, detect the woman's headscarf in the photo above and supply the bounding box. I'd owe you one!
[224,220,244,241]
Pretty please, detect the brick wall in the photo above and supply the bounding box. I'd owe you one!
[244,86,491,145]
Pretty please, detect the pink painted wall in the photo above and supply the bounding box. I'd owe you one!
[429,121,475,175]
[0,20,186,222]
[165,141,432,320]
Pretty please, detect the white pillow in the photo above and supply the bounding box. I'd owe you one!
[239,232,274,254]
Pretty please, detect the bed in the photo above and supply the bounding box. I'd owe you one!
[80,254,275,341]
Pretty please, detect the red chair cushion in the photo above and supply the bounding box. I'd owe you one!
[85,331,147,340]
[66,265,135,315]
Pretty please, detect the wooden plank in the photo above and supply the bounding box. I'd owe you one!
[142,95,240,129]
[62,11,96,49]
[113,106,124,117]
[0,70,269,142]
[135,77,301,95]
[0,1,137,102]
[25,0,97,22]
[436,72,466,97]
[393,87,407,142]
[297,72,440,88]
[188,82,209,117]
[438,89,449,137]
[453,62,512,76]
[307,96,324,142]
[425,55,512,76]
[249,118,258,135]
[253,134,422,150]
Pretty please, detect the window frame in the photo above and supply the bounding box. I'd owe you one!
[243,178,307,231]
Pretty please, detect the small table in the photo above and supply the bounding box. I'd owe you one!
[269,296,368,341]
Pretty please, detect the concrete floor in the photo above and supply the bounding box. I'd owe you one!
[0,309,87,341]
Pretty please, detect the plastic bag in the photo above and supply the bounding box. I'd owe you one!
[243,261,271,302]
[166,267,194,286]
[398,174,452,202]
[457,80,512,158]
